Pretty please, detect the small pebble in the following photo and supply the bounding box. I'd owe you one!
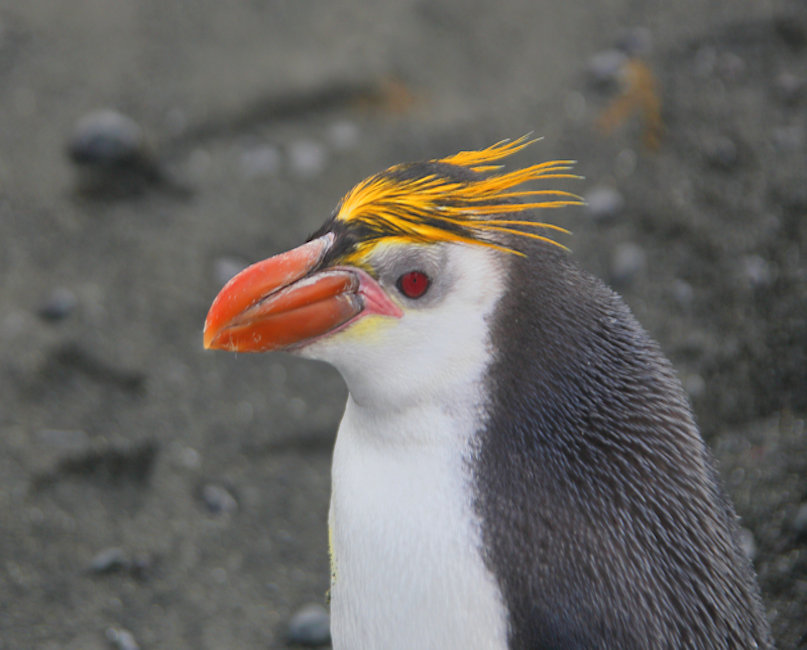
[106,626,140,650]
[68,109,147,169]
[728,466,747,488]
[66,109,171,195]
[287,603,331,647]
[670,279,694,309]
[683,373,706,400]
[38,287,78,322]
[289,396,308,420]
[585,186,624,221]
[129,552,154,580]
[702,136,738,170]
[740,255,774,289]
[774,72,805,104]
[587,49,628,86]
[737,527,757,562]
[200,483,238,515]
[288,139,327,178]
[616,26,653,56]
[175,445,201,470]
[792,503,807,539]
[240,144,281,179]
[327,120,360,151]
[610,242,646,286]
[89,547,128,574]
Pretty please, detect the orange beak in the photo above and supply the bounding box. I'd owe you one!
[204,234,402,352]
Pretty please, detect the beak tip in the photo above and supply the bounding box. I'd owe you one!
[203,318,220,350]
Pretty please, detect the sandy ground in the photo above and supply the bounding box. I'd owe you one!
[1,1,805,648]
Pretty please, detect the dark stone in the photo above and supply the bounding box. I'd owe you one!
[88,547,128,574]
[199,483,238,515]
[38,288,78,321]
[287,603,331,647]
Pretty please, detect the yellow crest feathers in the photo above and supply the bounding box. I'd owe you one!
[333,136,583,261]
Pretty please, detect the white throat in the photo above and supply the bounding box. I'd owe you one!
[328,395,508,650]
[310,245,511,649]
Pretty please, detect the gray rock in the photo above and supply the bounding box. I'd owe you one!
[128,552,155,580]
[585,186,624,221]
[703,135,738,170]
[616,26,653,56]
[740,255,774,289]
[240,144,281,179]
[587,49,627,86]
[38,287,78,322]
[737,526,757,562]
[670,279,694,309]
[66,109,179,197]
[683,373,706,401]
[610,241,646,285]
[200,483,238,515]
[792,503,807,539]
[89,547,128,574]
[68,109,149,170]
[88,548,153,578]
[287,603,331,647]
[327,120,360,151]
[288,139,327,178]
[106,626,140,650]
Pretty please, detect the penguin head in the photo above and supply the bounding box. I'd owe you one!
[203,138,581,408]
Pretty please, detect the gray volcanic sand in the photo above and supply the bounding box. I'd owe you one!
[1,1,805,648]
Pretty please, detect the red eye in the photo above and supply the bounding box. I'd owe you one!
[397,270,431,299]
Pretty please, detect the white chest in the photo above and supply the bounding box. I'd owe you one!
[328,398,508,650]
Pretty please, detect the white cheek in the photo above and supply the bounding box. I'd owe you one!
[300,245,507,413]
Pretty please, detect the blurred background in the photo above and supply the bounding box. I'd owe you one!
[1,1,805,648]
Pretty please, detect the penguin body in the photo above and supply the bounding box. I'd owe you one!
[204,140,773,649]
[476,242,770,648]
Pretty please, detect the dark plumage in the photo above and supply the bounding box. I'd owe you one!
[476,240,772,648]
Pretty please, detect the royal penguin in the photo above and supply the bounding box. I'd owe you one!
[204,138,773,649]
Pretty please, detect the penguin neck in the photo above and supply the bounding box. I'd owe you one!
[337,375,487,447]
[328,382,508,649]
